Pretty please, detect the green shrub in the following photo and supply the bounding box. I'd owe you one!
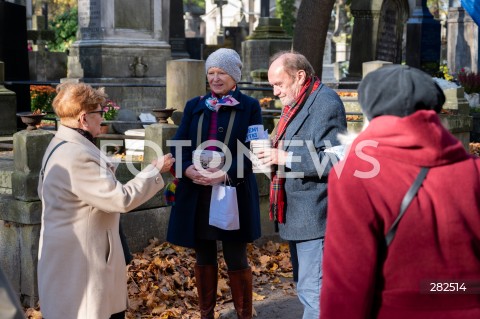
[276,0,296,36]
[48,7,78,52]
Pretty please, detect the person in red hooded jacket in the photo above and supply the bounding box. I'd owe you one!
[321,65,480,319]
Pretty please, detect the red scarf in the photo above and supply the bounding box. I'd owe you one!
[269,76,320,223]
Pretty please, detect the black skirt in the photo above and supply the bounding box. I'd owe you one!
[195,186,221,240]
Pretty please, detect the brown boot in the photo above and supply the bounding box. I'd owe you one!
[228,267,253,319]
[194,264,218,319]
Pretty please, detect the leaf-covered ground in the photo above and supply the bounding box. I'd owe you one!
[470,142,480,157]
[25,239,295,319]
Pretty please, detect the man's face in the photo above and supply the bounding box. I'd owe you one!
[268,58,305,107]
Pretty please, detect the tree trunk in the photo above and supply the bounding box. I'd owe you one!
[292,0,336,78]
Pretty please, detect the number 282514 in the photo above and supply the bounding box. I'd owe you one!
[429,282,466,292]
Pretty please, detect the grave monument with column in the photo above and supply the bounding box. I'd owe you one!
[406,0,441,74]
[447,0,479,74]
[241,17,292,82]
[344,0,409,84]
[67,0,171,114]
[27,1,67,81]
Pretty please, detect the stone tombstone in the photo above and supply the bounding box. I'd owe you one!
[166,59,205,124]
[67,0,171,114]
[27,0,66,82]
[362,60,393,78]
[376,0,408,64]
[346,0,409,81]
[70,0,170,78]
[333,0,351,63]
[241,18,292,82]
[169,0,189,59]
[406,0,441,74]
[322,32,336,83]
[447,5,479,75]
[0,61,17,135]
[0,0,31,126]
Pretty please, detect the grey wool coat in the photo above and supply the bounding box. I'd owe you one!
[37,125,165,319]
[278,83,347,241]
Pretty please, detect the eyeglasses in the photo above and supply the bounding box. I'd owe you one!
[87,110,105,116]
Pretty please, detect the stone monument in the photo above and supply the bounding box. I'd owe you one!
[345,0,409,82]
[169,0,189,59]
[27,1,67,81]
[0,0,31,125]
[447,1,479,74]
[67,0,171,113]
[406,0,441,74]
[0,61,17,135]
[241,17,292,82]
[322,32,336,83]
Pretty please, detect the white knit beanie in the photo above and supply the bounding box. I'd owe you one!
[205,48,242,83]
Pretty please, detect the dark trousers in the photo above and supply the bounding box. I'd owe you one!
[110,310,125,319]
[195,239,249,271]
[119,222,133,264]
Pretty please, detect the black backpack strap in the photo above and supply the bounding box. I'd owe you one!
[40,141,67,181]
[385,167,429,246]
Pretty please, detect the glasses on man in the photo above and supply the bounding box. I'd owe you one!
[87,110,105,116]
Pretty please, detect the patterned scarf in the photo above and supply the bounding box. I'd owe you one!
[205,90,240,112]
[269,76,321,224]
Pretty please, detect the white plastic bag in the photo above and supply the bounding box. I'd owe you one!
[209,179,239,230]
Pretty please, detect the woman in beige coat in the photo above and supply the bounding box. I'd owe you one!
[37,83,174,319]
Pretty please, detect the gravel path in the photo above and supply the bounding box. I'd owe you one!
[218,277,303,319]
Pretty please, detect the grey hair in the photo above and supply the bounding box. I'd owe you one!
[269,50,315,79]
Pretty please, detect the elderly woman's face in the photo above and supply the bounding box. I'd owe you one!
[207,67,236,96]
[81,105,104,137]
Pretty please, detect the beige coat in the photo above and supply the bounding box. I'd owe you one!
[37,125,165,319]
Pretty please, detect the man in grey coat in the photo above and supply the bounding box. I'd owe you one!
[258,51,347,318]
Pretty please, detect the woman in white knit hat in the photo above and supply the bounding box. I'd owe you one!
[166,48,262,319]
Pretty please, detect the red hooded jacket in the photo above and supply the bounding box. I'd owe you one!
[321,110,480,319]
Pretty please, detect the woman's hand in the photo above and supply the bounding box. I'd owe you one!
[152,153,175,173]
[185,165,227,186]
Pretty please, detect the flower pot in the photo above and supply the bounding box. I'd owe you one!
[16,112,47,130]
[99,124,110,134]
[152,108,176,124]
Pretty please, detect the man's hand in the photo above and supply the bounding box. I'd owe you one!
[256,147,288,166]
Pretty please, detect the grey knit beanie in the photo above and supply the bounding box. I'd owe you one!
[205,48,242,83]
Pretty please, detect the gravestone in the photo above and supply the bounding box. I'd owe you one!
[376,0,408,64]
[333,0,351,63]
[0,0,30,129]
[406,0,441,74]
[169,0,189,59]
[27,1,66,81]
[447,4,479,74]
[67,0,171,114]
[345,0,409,82]
[0,61,17,135]
[322,32,335,83]
[241,17,292,82]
